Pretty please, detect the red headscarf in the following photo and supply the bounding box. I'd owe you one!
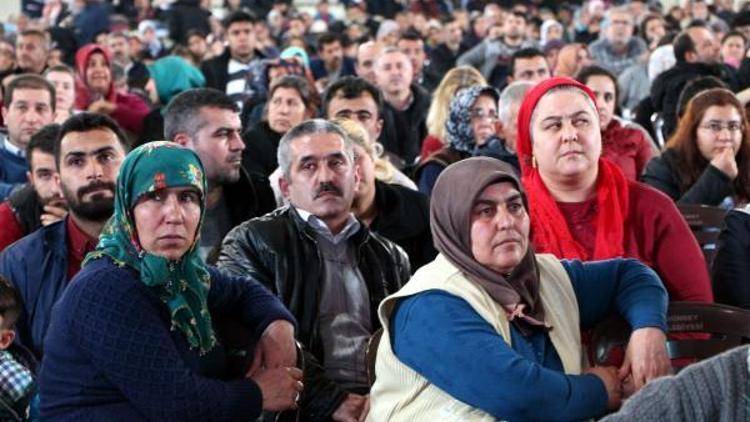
[516,77,629,260]
[74,44,117,110]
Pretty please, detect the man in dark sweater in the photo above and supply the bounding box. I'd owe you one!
[374,48,430,168]
[164,88,277,262]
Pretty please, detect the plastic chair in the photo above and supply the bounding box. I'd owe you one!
[590,301,750,371]
[677,204,727,268]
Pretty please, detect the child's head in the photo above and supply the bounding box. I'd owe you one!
[0,276,20,350]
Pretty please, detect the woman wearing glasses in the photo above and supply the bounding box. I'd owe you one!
[642,88,750,207]
[416,86,518,196]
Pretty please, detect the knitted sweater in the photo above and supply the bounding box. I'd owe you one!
[39,257,295,421]
[603,345,750,421]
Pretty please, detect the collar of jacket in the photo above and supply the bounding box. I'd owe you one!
[287,205,371,247]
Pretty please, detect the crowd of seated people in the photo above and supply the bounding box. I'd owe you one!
[2,0,750,420]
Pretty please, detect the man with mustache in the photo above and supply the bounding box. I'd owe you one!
[14,30,49,75]
[0,124,66,252]
[218,119,410,422]
[0,113,128,359]
[164,88,276,262]
[310,32,356,88]
[0,74,56,200]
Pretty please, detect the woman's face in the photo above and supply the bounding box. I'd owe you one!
[546,25,563,42]
[85,52,111,95]
[585,75,616,130]
[46,70,75,112]
[470,182,530,274]
[470,94,498,146]
[575,47,593,74]
[721,35,746,64]
[695,104,744,161]
[133,187,201,261]
[267,87,308,134]
[531,89,601,181]
[352,143,376,193]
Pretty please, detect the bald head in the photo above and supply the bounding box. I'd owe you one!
[374,48,412,97]
[355,41,384,85]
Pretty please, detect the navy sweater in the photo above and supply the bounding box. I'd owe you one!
[39,257,296,421]
[392,258,668,422]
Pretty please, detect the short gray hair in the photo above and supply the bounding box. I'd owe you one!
[498,81,534,126]
[277,119,354,178]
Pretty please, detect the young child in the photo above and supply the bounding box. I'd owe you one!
[0,275,36,421]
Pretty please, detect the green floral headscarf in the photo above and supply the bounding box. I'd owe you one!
[84,141,216,353]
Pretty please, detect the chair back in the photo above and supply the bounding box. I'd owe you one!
[677,204,727,267]
[590,301,750,371]
[367,328,384,386]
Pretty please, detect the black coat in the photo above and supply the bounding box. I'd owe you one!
[641,148,733,206]
[379,84,431,168]
[200,50,232,93]
[371,180,436,272]
[167,0,211,46]
[713,209,750,309]
[217,206,410,421]
[241,121,282,177]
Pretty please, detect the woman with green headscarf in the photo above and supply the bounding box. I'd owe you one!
[38,142,303,420]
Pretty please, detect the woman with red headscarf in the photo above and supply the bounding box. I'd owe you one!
[515,77,713,303]
[74,44,150,136]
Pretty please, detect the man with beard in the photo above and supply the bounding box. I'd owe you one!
[0,113,128,359]
[218,120,410,422]
[0,124,66,251]
[0,74,56,200]
[164,88,276,262]
[310,32,356,89]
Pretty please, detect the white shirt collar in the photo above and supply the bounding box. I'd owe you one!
[295,207,360,245]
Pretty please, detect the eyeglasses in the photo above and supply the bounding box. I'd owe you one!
[469,109,498,121]
[699,121,744,134]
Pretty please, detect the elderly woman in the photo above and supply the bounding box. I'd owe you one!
[74,44,151,136]
[39,142,303,420]
[242,75,316,177]
[515,77,713,302]
[642,88,750,207]
[576,65,654,180]
[416,85,518,196]
[368,157,671,421]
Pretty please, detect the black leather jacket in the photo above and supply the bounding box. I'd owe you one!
[217,206,410,421]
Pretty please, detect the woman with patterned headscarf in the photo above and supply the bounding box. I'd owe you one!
[415,85,518,196]
[368,157,671,421]
[39,142,303,420]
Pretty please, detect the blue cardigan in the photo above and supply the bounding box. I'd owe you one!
[39,257,296,421]
[391,258,668,422]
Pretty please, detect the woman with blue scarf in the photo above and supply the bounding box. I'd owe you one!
[39,142,303,420]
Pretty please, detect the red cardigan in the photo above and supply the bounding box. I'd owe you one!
[538,181,713,303]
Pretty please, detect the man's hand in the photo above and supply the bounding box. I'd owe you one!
[41,203,67,226]
[619,327,671,391]
[87,99,117,115]
[251,366,304,411]
[247,320,296,377]
[584,366,622,410]
[332,393,367,422]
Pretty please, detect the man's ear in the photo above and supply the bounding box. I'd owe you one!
[685,50,697,63]
[26,170,33,184]
[1,106,7,123]
[279,174,290,199]
[0,329,15,349]
[173,133,191,147]
[374,118,384,140]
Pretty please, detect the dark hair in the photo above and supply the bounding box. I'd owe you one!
[186,29,207,41]
[673,30,696,63]
[398,29,423,43]
[55,112,130,167]
[722,30,747,47]
[27,123,60,170]
[44,63,75,77]
[322,75,384,119]
[575,64,621,107]
[0,276,21,329]
[507,10,528,23]
[269,75,319,116]
[17,29,48,48]
[676,76,728,118]
[163,88,239,140]
[639,14,664,42]
[4,73,56,112]
[509,48,546,77]
[667,88,750,202]
[317,32,342,49]
[223,10,257,29]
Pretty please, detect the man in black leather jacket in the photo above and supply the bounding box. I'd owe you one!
[217,119,410,421]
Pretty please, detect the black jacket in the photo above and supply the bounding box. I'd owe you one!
[200,50,232,93]
[217,206,410,420]
[203,169,276,263]
[379,84,431,168]
[713,209,750,308]
[167,0,211,46]
[241,121,282,177]
[372,180,436,272]
[641,148,733,206]
[650,62,731,139]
